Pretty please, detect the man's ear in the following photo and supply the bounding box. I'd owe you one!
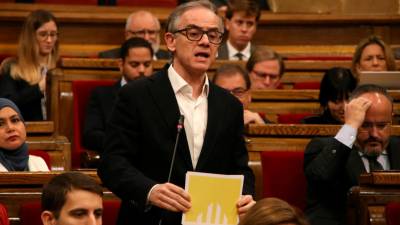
[41,210,57,225]
[118,58,124,74]
[164,32,176,52]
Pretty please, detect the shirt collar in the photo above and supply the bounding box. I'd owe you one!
[168,64,209,97]
[227,40,251,60]
[120,77,128,87]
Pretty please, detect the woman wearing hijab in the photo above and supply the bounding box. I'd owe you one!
[0,98,49,171]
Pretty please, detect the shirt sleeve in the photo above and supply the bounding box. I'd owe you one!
[334,124,357,148]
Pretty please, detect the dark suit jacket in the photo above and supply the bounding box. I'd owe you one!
[0,68,44,121]
[217,42,255,60]
[304,137,400,225]
[82,81,121,153]
[98,47,171,60]
[98,67,255,225]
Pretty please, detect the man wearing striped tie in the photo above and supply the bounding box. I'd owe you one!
[303,84,400,225]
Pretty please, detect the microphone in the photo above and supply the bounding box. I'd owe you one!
[167,115,185,182]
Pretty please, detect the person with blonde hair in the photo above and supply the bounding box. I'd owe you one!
[0,9,59,121]
[238,197,309,225]
[351,35,396,78]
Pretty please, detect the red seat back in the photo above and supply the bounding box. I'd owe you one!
[20,200,120,225]
[261,151,307,211]
[277,113,315,124]
[72,80,114,168]
[29,150,51,170]
[386,202,400,225]
[0,203,9,225]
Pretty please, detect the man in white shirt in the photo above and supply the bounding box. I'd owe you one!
[98,1,256,225]
[304,84,400,225]
[217,0,260,61]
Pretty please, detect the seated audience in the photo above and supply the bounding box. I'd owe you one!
[0,10,59,121]
[246,46,285,89]
[217,0,260,61]
[212,64,269,124]
[302,67,357,124]
[83,37,154,153]
[0,98,49,171]
[98,10,170,60]
[41,172,103,225]
[238,197,309,225]
[351,35,396,78]
[304,84,400,225]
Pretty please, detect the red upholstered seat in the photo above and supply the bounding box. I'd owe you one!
[0,203,9,225]
[277,113,315,124]
[116,0,177,7]
[293,82,321,90]
[72,80,114,168]
[261,151,307,211]
[386,202,400,225]
[35,0,98,5]
[20,200,120,225]
[29,150,51,170]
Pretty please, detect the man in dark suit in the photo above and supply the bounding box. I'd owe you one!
[83,37,153,153]
[304,84,400,225]
[98,1,255,225]
[217,0,260,61]
[98,10,170,60]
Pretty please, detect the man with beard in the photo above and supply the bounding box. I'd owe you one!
[304,84,400,225]
[83,37,153,153]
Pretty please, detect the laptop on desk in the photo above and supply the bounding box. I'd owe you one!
[358,71,400,89]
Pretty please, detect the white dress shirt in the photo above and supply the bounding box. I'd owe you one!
[335,124,390,172]
[168,65,209,169]
[227,40,251,61]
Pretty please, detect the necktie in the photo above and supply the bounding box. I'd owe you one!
[235,52,244,61]
[364,155,384,172]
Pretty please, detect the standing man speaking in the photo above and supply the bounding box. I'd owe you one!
[98,1,255,225]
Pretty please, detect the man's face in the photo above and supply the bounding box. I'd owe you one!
[119,47,153,82]
[214,73,251,108]
[126,13,160,52]
[41,189,103,225]
[356,92,392,156]
[357,43,387,73]
[165,7,221,76]
[249,60,281,90]
[225,12,257,51]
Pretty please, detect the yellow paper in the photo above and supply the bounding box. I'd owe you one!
[182,172,243,225]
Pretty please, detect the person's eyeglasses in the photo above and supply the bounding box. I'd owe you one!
[173,26,224,45]
[37,31,58,41]
[251,70,280,80]
[227,87,248,98]
[127,29,159,37]
[359,121,391,132]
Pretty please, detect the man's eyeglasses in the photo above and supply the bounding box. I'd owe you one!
[227,87,248,98]
[251,70,280,80]
[37,31,58,41]
[173,26,224,45]
[127,29,159,37]
[359,121,391,132]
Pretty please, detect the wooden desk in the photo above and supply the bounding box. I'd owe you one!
[0,171,117,225]
[349,172,400,225]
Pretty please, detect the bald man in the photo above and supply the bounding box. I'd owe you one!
[304,84,400,225]
[99,10,170,60]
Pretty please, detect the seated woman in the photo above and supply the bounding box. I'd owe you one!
[302,67,357,124]
[0,98,49,171]
[351,35,396,78]
[239,197,309,225]
[0,10,59,121]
